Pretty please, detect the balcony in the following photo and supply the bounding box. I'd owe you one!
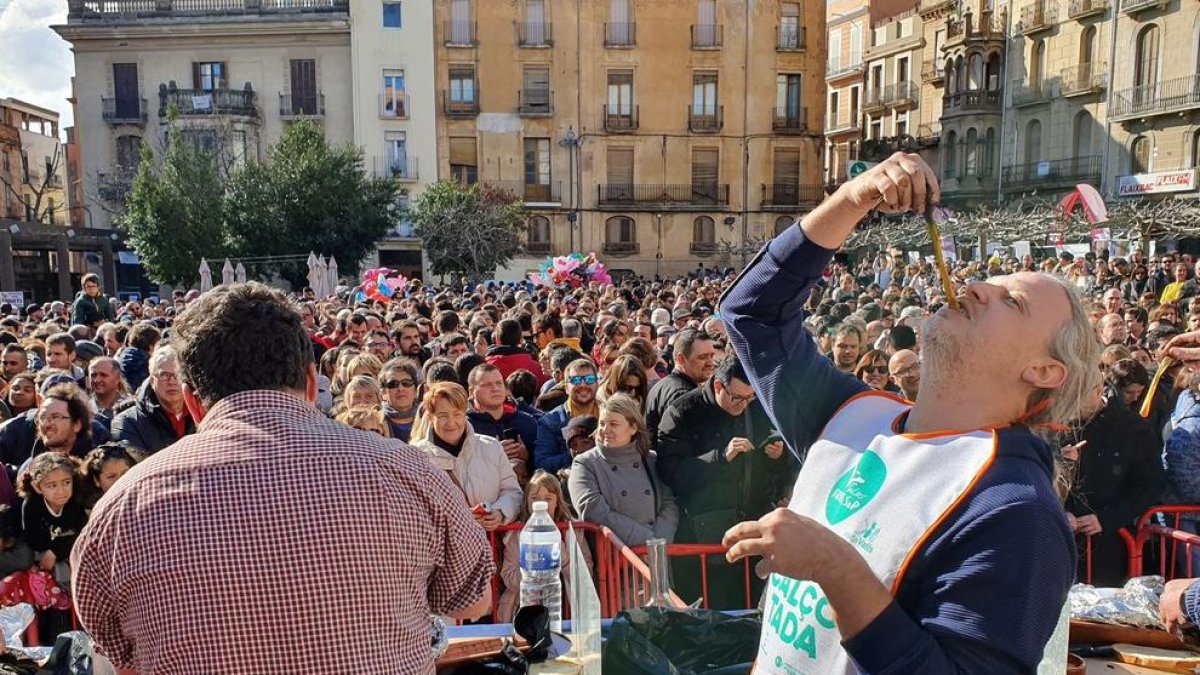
[1002,155,1102,192]
[942,89,1003,115]
[1011,82,1052,107]
[1068,0,1109,18]
[1015,2,1058,35]
[605,22,636,47]
[887,81,918,108]
[826,54,865,80]
[826,114,861,135]
[597,184,730,208]
[158,87,258,119]
[1121,0,1167,14]
[690,242,718,255]
[376,156,419,182]
[776,25,807,51]
[443,91,479,118]
[691,24,723,49]
[604,105,639,132]
[526,241,552,255]
[378,93,409,119]
[946,10,1007,45]
[761,183,825,208]
[1061,63,1107,96]
[922,62,945,84]
[772,107,811,134]
[102,97,147,125]
[864,89,888,113]
[68,0,348,19]
[518,89,554,117]
[97,169,136,202]
[1111,74,1200,120]
[917,121,942,146]
[603,242,640,255]
[688,105,723,132]
[445,20,478,46]
[515,21,553,47]
[279,93,324,119]
[484,180,563,205]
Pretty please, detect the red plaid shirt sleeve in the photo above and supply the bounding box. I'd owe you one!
[424,466,495,616]
[71,504,135,668]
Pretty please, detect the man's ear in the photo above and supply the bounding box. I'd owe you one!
[1022,357,1067,391]
[305,363,318,404]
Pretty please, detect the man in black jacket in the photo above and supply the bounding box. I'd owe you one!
[112,345,195,456]
[656,357,795,608]
[644,329,716,443]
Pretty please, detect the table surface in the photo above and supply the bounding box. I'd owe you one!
[1086,657,1194,673]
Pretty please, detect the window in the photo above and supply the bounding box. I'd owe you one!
[1030,40,1046,90]
[969,53,983,90]
[869,64,884,102]
[448,66,477,104]
[193,62,226,91]
[607,147,634,196]
[449,0,473,44]
[945,58,957,93]
[181,129,217,157]
[780,3,801,49]
[775,216,793,236]
[828,90,840,127]
[112,63,140,118]
[606,216,636,243]
[524,137,551,201]
[945,130,958,178]
[895,112,908,137]
[986,53,1002,90]
[382,70,406,117]
[1193,131,1200,168]
[772,147,801,204]
[608,0,634,45]
[529,215,551,245]
[385,131,410,179]
[1131,135,1151,174]
[449,137,477,184]
[1080,26,1095,66]
[1024,119,1042,165]
[829,33,842,71]
[116,135,142,170]
[849,86,860,124]
[289,59,318,115]
[984,128,996,174]
[608,70,634,116]
[695,0,719,47]
[692,71,719,115]
[692,216,715,245]
[521,65,551,113]
[383,2,402,28]
[869,117,883,139]
[1135,25,1160,88]
[522,0,549,45]
[1073,110,1092,159]
[776,74,802,118]
[850,23,862,66]
[691,148,719,201]
[965,128,978,175]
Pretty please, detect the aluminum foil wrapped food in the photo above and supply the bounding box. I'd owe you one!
[1069,576,1165,629]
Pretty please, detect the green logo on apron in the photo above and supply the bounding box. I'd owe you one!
[825,451,887,524]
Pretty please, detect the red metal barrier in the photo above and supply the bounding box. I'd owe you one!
[484,520,611,623]
[1124,505,1200,580]
[627,543,757,611]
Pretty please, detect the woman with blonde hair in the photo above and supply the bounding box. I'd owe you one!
[330,375,383,416]
[568,393,677,546]
[598,355,649,411]
[410,382,522,532]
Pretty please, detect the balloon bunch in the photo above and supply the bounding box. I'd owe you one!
[354,267,409,304]
[528,252,613,289]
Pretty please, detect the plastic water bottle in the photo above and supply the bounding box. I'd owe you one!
[519,500,562,632]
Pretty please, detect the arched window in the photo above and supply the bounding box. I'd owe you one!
[955,55,965,91]
[946,58,957,93]
[692,216,715,244]
[605,216,636,245]
[965,128,978,175]
[1031,40,1046,90]
[1024,119,1042,165]
[1131,135,1151,174]
[774,216,793,236]
[945,130,958,178]
[116,135,142,170]
[1193,130,1200,169]
[984,128,996,175]
[985,52,1002,90]
[1073,110,1093,159]
[1135,25,1160,88]
[1080,26,1096,66]
[969,52,984,90]
[528,215,551,246]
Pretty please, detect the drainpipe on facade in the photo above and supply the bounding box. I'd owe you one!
[741,0,751,266]
[996,6,1012,209]
[1100,0,1119,201]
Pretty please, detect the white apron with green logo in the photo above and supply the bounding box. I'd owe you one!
[756,393,997,675]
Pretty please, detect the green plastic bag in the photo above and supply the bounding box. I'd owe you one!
[603,607,760,675]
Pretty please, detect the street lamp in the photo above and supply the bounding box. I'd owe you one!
[558,127,580,251]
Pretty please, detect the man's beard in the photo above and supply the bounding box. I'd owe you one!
[920,324,966,390]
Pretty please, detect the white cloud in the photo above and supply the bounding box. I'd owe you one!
[0,0,74,130]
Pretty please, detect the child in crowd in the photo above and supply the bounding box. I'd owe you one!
[76,443,138,511]
[19,453,86,641]
[334,406,391,438]
[496,470,593,623]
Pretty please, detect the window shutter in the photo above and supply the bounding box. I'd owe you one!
[607,147,634,184]
[449,137,477,166]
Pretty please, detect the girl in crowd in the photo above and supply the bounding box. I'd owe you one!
[334,406,391,438]
[332,375,383,416]
[569,393,677,547]
[379,358,420,441]
[496,470,594,623]
[20,453,87,590]
[853,349,894,392]
[598,355,649,412]
[410,382,522,532]
[75,443,137,510]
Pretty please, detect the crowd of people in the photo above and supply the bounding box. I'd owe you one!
[1,212,1200,655]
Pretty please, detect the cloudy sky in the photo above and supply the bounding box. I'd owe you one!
[0,0,74,131]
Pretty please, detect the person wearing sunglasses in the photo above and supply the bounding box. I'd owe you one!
[534,360,599,473]
[379,359,420,442]
[853,350,895,392]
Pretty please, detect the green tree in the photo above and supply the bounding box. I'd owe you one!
[119,120,229,286]
[410,180,527,281]
[223,121,396,284]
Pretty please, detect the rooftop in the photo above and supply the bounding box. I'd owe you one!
[64,0,349,24]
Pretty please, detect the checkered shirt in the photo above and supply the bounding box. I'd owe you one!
[71,390,493,674]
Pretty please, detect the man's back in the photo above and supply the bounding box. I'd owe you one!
[73,391,493,674]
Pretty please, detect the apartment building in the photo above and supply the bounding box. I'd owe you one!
[1104,0,1199,203]
[825,0,867,185]
[0,114,19,220]
[0,99,70,226]
[349,0,437,277]
[1002,0,1109,198]
[54,0,356,231]
[861,11,925,162]
[434,0,826,277]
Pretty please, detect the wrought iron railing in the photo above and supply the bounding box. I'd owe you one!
[598,184,730,207]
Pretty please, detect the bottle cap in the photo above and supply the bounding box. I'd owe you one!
[532,500,549,512]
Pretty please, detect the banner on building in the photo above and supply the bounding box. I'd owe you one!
[1117,170,1198,197]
